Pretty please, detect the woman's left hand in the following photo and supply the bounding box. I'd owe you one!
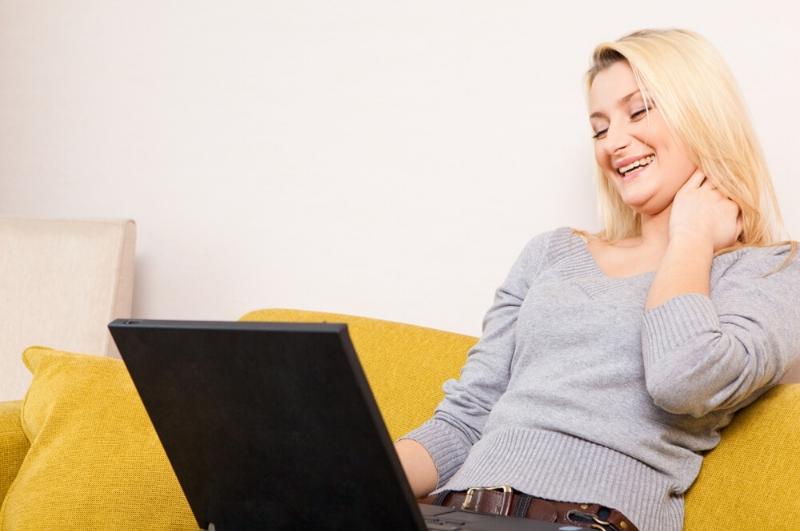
[668,168,743,252]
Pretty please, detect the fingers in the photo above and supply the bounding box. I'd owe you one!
[697,173,721,194]
[686,168,706,188]
[690,169,723,195]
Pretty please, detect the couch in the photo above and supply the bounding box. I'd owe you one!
[0,308,797,530]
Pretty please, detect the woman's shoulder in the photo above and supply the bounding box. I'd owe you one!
[718,241,799,281]
[512,226,592,274]
[521,226,582,252]
[712,243,800,335]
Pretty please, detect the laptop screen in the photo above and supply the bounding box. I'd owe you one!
[109,319,425,531]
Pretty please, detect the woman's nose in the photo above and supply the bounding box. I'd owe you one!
[605,125,631,154]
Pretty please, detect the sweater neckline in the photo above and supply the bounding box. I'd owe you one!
[567,229,657,281]
[562,227,748,282]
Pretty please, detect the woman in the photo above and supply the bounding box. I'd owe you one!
[394,29,800,531]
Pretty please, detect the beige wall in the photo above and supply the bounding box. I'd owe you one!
[0,1,798,336]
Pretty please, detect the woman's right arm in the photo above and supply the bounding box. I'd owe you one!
[394,439,437,498]
[395,229,554,497]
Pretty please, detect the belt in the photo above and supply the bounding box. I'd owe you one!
[421,486,638,531]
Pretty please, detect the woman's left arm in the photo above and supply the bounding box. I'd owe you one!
[642,171,800,418]
[642,244,800,418]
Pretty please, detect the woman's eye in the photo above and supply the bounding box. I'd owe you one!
[592,128,608,140]
[631,109,647,120]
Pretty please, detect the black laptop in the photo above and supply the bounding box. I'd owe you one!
[109,319,579,531]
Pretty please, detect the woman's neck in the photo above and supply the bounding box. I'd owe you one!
[638,206,671,253]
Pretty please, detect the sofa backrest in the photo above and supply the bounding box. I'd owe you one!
[241,307,800,530]
[239,308,475,441]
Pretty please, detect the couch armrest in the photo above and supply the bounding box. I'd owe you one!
[685,384,800,529]
[0,400,28,501]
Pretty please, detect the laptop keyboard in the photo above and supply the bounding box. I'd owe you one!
[422,510,585,530]
[425,518,464,531]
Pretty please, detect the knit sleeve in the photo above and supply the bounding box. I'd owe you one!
[397,229,553,488]
[641,244,800,419]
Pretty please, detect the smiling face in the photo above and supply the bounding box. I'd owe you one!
[588,61,696,216]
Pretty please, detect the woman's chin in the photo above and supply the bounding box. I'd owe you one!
[611,176,664,213]
[621,190,677,217]
[618,191,651,211]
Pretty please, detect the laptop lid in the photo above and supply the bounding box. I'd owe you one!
[109,319,427,531]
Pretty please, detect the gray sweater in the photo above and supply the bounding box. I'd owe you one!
[400,226,800,531]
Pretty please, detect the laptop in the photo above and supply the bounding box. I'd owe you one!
[109,319,580,531]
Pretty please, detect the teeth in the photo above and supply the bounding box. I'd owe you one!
[619,155,655,175]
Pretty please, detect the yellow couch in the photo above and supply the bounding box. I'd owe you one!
[0,309,798,530]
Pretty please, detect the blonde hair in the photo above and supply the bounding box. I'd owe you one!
[580,28,796,271]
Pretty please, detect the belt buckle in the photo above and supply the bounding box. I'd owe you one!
[566,510,617,531]
[461,485,514,515]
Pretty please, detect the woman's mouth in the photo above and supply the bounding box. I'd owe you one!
[618,154,655,181]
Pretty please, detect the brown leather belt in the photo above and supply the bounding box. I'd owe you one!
[421,486,638,531]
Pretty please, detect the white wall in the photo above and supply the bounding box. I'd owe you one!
[0,1,798,336]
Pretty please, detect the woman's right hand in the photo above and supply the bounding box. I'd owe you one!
[394,439,438,499]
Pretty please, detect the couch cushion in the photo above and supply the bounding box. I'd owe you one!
[0,401,27,503]
[684,383,800,528]
[0,347,197,530]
